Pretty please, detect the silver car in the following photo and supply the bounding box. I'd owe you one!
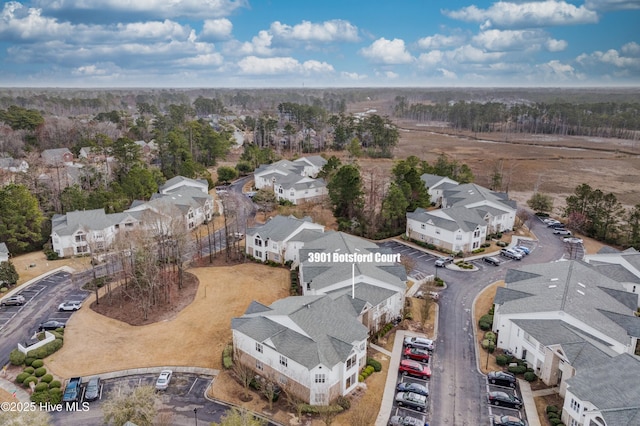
[404,336,435,351]
[155,370,173,390]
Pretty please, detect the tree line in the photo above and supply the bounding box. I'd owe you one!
[394,98,640,140]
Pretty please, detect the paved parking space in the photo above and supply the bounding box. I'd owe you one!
[379,240,438,282]
[487,383,527,420]
[389,341,433,424]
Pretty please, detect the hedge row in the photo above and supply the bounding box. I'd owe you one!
[27,338,63,359]
[222,344,233,369]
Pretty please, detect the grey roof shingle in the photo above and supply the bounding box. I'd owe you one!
[246,215,317,242]
[443,183,516,210]
[592,263,640,284]
[407,207,486,232]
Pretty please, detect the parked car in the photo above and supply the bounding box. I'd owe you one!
[396,381,429,397]
[58,301,82,311]
[38,320,66,331]
[492,415,528,426]
[547,221,564,228]
[399,359,431,380]
[404,336,435,351]
[488,391,523,409]
[483,256,501,266]
[563,237,583,244]
[415,291,439,301]
[155,370,173,390]
[395,391,428,411]
[487,371,517,388]
[62,377,82,403]
[388,414,427,426]
[1,295,26,306]
[434,256,454,267]
[514,246,530,255]
[84,377,101,402]
[553,228,572,235]
[404,347,430,363]
[500,248,523,260]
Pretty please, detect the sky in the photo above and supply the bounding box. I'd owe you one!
[0,0,639,88]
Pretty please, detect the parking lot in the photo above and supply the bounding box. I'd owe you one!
[486,382,526,421]
[379,241,438,281]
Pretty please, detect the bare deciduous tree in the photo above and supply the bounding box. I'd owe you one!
[102,385,159,426]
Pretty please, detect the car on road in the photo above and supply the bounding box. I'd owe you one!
[388,414,427,425]
[84,377,101,402]
[404,336,435,351]
[155,370,173,390]
[396,382,429,397]
[395,391,428,411]
[563,237,583,244]
[488,391,523,409]
[403,347,430,363]
[500,248,523,260]
[38,320,66,331]
[483,256,501,266]
[492,415,528,426]
[434,256,454,267]
[553,228,572,235]
[58,301,82,311]
[399,359,431,380]
[514,246,530,255]
[1,295,26,306]
[547,221,564,228]
[487,371,517,388]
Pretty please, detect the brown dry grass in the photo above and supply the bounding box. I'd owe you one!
[10,252,92,286]
[474,280,506,374]
[46,263,290,378]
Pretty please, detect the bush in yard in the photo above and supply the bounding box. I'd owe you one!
[34,367,46,377]
[49,380,61,390]
[31,359,44,368]
[484,331,496,342]
[222,344,233,369]
[358,374,364,382]
[34,382,49,392]
[16,372,30,384]
[336,395,351,410]
[24,357,35,367]
[9,349,25,366]
[23,376,38,387]
[482,339,496,353]
[546,405,559,414]
[23,366,35,374]
[27,339,63,359]
[367,358,382,372]
[40,374,53,383]
[479,314,494,331]
[524,372,537,382]
[30,390,49,403]
[495,354,510,366]
[547,412,559,419]
[364,365,374,375]
[49,388,62,404]
[549,418,563,426]
[508,365,527,375]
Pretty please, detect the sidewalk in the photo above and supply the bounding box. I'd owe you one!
[0,377,31,402]
[518,379,542,426]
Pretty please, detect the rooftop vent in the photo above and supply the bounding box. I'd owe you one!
[549,285,557,289]
[577,290,585,296]
[578,282,586,288]
[550,278,559,282]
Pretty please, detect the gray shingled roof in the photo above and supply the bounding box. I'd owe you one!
[299,231,406,291]
[159,176,208,193]
[420,173,458,189]
[494,287,534,305]
[566,353,640,424]
[500,260,638,345]
[407,207,486,232]
[443,183,516,210]
[295,155,327,168]
[289,228,325,243]
[326,283,397,308]
[246,215,316,242]
[232,295,368,369]
[592,263,640,284]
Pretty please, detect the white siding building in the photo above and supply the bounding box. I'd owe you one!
[254,156,327,205]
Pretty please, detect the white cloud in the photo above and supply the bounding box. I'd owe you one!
[538,60,578,81]
[472,29,566,52]
[341,71,367,80]
[444,1,598,29]
[584,0,640,11]
[577,48,640,68]
[622,42,640,56]
[201,18,233,40]
[34,0,247,19]
[180,52,224,67]
[115,20,191,40]
[237,56,334,76]
[451,45,505,63]
[359,38,414,64]
[384,71,399,79]
[0,2,74,41]
[417,34,465,50]
[417,50,445,67]
[237,30,274,56]
[270,19,359,43]
[438,68,458,79]
[72,64,109,76]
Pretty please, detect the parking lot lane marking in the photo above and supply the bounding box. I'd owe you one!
[187,378,198,395]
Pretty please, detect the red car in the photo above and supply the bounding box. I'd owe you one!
[399,359,431,379]
[404,347,430,363]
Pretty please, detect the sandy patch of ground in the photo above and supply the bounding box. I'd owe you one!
[9,252,92,286]
[46,263,290,378]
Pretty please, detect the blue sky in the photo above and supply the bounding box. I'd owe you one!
[0,0,638,87]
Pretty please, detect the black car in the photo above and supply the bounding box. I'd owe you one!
[389,414,427,426]
[396,381,429,397]
[492,415,527,426]
[487,371,516,388]
[38,320,66,331]
[395,392,427,411]
[488,391,523,409]
[84,377,101,402]
[483,256,501,266]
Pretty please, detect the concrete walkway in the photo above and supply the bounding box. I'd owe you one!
[518,379,542,426]
[374,330,406,426]
[0,377,31,402]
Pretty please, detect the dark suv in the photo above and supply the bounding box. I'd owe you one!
[487,371,517,388]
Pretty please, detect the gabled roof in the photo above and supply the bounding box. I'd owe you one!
[499,260,638,345]
[294,155,327,168]
[299,231,406,292]
[246,215,321,242]
[443,183,516,211]
[591,263,640,284]
[41,148,72,164]
[159,176,208,194]
[420,173,458,189]
[567,353,640,423]
[233,295,368,369]
[494,287,534,305]
[407,206,486,232]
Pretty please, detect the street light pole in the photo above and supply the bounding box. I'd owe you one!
[194,407,198,426]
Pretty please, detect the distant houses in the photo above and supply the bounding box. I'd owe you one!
[254,156,328,205]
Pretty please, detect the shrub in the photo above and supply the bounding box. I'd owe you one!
[34,382,49,392]
[364,365,375,375]
[546,405,559,414]
[40,374,53,383]
[434,277,444,287]
[336,395,351,410]
[222,344,233,369]
[24,357,35,367]
[484,331,496,342]
[16,372,30,384]
[479,314,494,331]
[23,366,35,374]
[524,371,537,382]
[30,390,49,403]
[367,358,382,372]
[27,338,63,359]
[49,380,61,390]
[495,355,510,366]
[34,367,46,377]
[23,376,38,387]
[497,241,508,247]
[31,359,44,368]
[49,388,62,404]
[9,349,25,366]
[549,418,563,426]
[548,412,559,419]
[358,374,364,382]
[508,365,527,375]
[482,339,496,353]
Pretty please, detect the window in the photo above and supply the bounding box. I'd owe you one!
[76,245,88,254]
[570,419,578,426]
[254,238,263,247]
[279,355,288,367]
[255,343,263,353]
[474,229,480,237]
[125,222,134,228]
[346,354,357,369]
[315,374,326,383]
[472,241,479,249]
[570,398,581,413]
[314,393,326,404]
[272,242,277,249]
[279,375,288,385]
[255,251,262,258]
[75,234,86,242]
[455,234,462,240]
[256,360,263,371]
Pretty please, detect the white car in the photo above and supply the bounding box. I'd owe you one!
[563,237,584,244]
[58,301,82,311]
[553,229,572,235]
[155,370,173,390]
